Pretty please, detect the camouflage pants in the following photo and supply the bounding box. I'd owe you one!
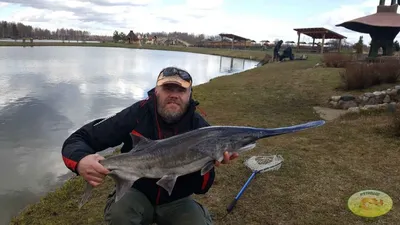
[103,187,213,225]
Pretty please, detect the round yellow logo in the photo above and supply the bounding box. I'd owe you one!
[348,190,393,218]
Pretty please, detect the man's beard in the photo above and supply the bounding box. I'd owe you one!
[157,98,189,124]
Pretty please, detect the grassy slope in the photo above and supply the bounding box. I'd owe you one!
[10,46,400,225]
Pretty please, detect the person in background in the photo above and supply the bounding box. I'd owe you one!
[273,40,283,62]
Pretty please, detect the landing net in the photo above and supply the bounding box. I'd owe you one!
[244,155,284,173]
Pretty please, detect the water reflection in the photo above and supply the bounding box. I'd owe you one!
[219,56,250,74]
[0,46,257,223]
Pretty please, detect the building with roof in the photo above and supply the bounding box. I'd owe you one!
[194,33,258,49]
[336,0,400,57]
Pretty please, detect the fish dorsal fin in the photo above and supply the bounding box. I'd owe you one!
[129,133,154,153]
[130,133,152,145]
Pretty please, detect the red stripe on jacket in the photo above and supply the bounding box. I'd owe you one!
[131,130,143,137]
[201,171,210,190]
[62,156,78,171]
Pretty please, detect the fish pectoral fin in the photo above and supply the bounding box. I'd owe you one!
[78,181,93,209]
[156,174,178,196]
[201,161,215,176]
[110,173,138,202]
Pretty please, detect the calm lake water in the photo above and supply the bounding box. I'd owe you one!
[0,46,257,224]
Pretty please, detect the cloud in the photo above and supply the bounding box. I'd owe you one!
[1,0,150,9]
[1,0,228,36]
[80,0,150,7]
[313,0,400,43]
[1,0,152,31]
[185,0,224,10]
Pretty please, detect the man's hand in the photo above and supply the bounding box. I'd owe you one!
[215,151,239,167]
[77,154,110,187]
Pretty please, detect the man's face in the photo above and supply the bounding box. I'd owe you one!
[155,83,191,123]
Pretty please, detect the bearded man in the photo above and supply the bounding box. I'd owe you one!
[61,67,238,225]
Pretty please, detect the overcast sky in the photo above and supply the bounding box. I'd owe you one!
[0,0,397,43]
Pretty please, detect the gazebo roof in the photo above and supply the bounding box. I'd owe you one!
[336,12,400,33]
[293,27,346,39]
[219,33,251,41]
[336,3,400,34]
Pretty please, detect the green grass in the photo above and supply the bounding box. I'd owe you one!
[9,47,400,225]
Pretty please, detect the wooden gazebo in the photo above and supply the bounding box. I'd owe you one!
[293,27,347,53]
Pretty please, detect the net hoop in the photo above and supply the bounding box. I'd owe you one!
[244,155,284,173]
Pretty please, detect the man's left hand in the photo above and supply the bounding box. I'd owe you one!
[215,151,239,167]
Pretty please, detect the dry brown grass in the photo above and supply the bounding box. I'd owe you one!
[392,110,400,137]
[339,60,400,90]
[379,105,400,137]
[321,52,353,68]
[10,49,400,225]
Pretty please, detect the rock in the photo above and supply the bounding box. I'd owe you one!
[313,106,349,121]
[378,103,388,110]
[390,90,400,101]
[388,89,398,96]
[388,103,397,112]
[375,94,385,103]
[329,101,338,108]
[365,92,375,98]
[338,100,358,109]
[348,107,360,113]
[340,95,355,101]
[365,97,380,105]
[329,86,400,111]
[361,105,380,111]
[373,91,381,96]
[383,95,391,103]
[361,96,369,102]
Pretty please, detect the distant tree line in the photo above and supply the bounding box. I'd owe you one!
[112,30,220,44]
[0,21,109,41]
[2,20,258,45]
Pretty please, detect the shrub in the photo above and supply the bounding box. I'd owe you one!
[373,62,400,83]
[339,60,400,90]
[322,53,353,68]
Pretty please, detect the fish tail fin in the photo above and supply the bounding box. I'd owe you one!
[78,181,93,209]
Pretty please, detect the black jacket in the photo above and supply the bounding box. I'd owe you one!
[61,88,215,205]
